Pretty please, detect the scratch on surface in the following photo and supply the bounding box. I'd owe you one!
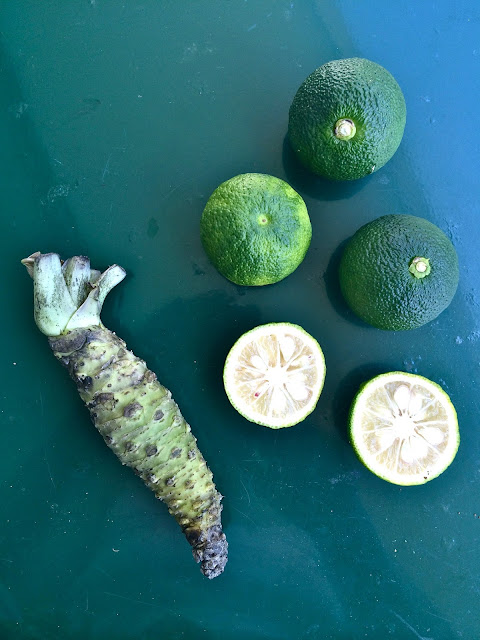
[95,566,116,581]
[391,611,434,640]
[239,477,251,505]
[158,171,209,205]
[231,506,257,526]
[44,447,56,490]
[425,610,452,624]
[101,154,112,182]
[103,591,161,608]
[38,388,44,417]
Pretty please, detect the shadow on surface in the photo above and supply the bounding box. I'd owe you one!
[137,287,262,425]
[281,134,371,202]
[323,238,367,329]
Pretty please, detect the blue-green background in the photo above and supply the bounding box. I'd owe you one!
[1,2,479,638]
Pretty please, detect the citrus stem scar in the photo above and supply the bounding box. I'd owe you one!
[257,215,269,225]
[409,257,431,279]
[334,118,356,140]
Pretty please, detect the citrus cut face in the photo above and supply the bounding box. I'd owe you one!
[350,372,459,485]
[223,323,326,428]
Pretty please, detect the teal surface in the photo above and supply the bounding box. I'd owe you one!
[1,2,479,638]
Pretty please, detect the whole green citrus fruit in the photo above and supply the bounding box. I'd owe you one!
[288,58,406,181]
[200,173,312,286]
[339,214,459,330]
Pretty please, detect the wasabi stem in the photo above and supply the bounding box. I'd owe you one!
[22,252,227,578]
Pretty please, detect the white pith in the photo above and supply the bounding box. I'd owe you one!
[351,373,459,485]
[334,118,356,140]
[224,324,325,428]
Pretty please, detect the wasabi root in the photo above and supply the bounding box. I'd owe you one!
[22,252,227,578]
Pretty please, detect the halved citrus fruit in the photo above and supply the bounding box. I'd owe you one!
[349,372,459,485]
[223,323,326,428]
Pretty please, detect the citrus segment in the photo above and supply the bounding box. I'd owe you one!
[223,323,326,428]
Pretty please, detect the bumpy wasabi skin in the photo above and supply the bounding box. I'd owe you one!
[22,252,227,578]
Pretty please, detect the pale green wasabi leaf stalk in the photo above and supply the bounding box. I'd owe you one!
[22,252,227,578]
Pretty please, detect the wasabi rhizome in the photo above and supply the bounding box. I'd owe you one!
[22,252,227,579]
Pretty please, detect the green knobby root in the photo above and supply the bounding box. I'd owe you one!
[22,252,227,578]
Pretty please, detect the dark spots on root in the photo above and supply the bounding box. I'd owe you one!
[104,435,113,445]
[166,477,175,486]
[146,445,158,457]
[89,394,117,413]
[123,402,142,417]
[188,449,196,460]
[185,528,203,547]
[153,410,164,421]
[146,472,158,483]
[185,479,194,489]
[84,329,105,345]
[92,392,115,405]
[76,375,93,391]
[125,441,136,452]
[49,330,88,355]
[170,448,182,459]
